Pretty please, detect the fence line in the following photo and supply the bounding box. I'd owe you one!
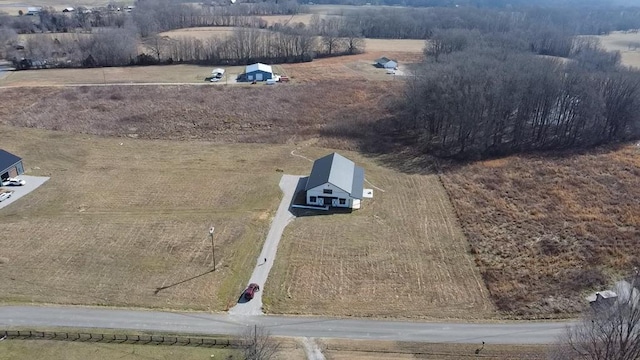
[1,329,243,348]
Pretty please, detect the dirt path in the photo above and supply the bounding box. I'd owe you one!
[228,174,303,316]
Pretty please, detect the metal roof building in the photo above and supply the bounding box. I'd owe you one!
[304,153,365,209]
[244,63,273,82]
[0,149,24,181]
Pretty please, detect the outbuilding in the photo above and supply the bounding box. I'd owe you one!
[0,149,24,181]
[305,153,365,209]
[375,57,398,69]
[244,63,273,82]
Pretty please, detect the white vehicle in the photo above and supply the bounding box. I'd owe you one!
[210,77,220,82]
[3,177,25,186]
[0,192,11,202]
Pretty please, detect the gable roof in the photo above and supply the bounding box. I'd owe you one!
[305,153,364,199]
[375,57,390,64]
[0,149,22,172]
[245,63,272,74]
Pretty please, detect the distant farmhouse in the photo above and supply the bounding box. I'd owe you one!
[375,57,398,70]
[0,149,24,181]
[244,63,273,82]
[304,153,373,210]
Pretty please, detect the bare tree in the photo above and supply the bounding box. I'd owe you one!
[242,325,280,360]
[552,272,640,360]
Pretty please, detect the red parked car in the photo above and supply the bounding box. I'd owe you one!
[244,283,260,300]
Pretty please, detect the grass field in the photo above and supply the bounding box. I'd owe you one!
[0,64,233,85]
[0,125,323,311]
[596,31,640,68]
[0,81,397,144]
[440,144,640,317]
[321,339,548,359]
[265,148,495,320]
[0,340,240,360]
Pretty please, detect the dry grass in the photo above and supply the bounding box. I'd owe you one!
[159,26,238,41]
[265,148,495,320]
[320,339,548,359]
[596,31,640,68]
[0,340,239,360]
[282,51,422,82]
[259,14,317,25]
[0,81,396,145]
[0,64,235,86]
[0,125,321,310]
[440,145,640,317]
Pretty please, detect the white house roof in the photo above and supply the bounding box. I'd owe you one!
[305,153,364,199]
[245,63,272,74]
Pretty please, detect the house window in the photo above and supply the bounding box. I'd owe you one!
[339,199,346,205]
[323,189,333,194]
[310,196,316,203]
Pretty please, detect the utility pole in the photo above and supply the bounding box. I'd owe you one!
[209,226,216,271]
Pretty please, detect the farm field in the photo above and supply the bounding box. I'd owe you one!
[596,31,640,68]
[440,145,640,317]
[0,125,321,311]
[266,148,495,320]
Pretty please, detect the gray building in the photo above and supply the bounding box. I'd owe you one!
[244,63,273,82]
[305,153,364,209]
[0,149,24,181]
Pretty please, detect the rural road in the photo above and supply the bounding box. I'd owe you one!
[228,174,303,316]
[0,305,571,344]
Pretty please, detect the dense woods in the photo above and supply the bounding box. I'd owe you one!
[397,32,640,159]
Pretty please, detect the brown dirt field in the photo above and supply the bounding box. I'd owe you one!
[440,145,640,317]
[0,81,397,144]
[0,126,321,311]
[596,31,640,68]
[320,339,548,359]
[265,148,495,320]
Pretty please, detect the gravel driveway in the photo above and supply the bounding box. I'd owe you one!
[228,174,304,316]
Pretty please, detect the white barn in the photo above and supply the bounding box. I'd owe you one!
[305,153,365,209]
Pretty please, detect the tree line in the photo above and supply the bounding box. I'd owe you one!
[397,32,640,159]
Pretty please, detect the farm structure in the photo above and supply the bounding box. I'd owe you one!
[244,63,273,82]
[305,152,366,209]
[0,149,24,181]
[375,57,398,69]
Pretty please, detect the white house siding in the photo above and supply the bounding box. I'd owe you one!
[306,183,352,208]
[384,61,397,69]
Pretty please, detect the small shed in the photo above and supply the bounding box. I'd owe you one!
[375,57,398,69]
[305,153,366,209]
[0,150,24,181]
[244,63,273,82]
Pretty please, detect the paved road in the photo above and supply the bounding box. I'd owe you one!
[228,175,303,316]
[0,305,571,344]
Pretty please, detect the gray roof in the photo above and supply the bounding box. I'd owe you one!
[245,63,272,74]
[0,149,22,173]
[305,153,364,199]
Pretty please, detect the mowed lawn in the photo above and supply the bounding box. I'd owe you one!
[0,126,314,311]
[265,149,495,319]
